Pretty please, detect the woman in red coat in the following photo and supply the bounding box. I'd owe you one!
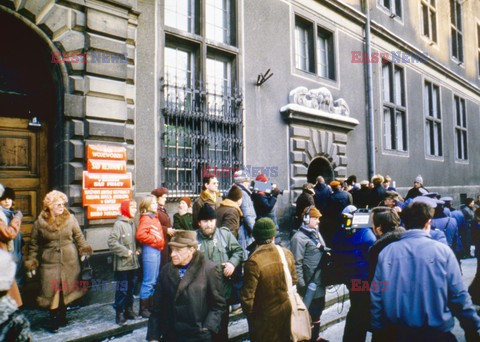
[135,194,164,318]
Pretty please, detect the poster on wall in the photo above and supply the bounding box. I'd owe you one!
[83,145,132,219]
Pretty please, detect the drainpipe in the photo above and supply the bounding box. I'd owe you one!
[363,0,376,179]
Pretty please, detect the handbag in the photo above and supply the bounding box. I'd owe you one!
[275,245,312,342]
[80,258,93,281]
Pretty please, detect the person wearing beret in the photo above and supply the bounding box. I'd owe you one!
[241,218,297,342]
[173,197,193,231]
[151,187,173,268]
[147,230,226,342]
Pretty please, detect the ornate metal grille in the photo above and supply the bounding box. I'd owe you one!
[161,74,243,197]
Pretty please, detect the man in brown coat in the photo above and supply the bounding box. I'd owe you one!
[216,185,243,237]
[241,218,297,342]
[193,177,222,229]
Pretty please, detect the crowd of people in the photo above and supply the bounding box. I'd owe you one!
[0,171,480,342]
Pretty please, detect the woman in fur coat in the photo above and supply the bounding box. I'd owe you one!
[24,190,93,332]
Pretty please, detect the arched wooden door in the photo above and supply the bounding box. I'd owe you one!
[0,117,48,238]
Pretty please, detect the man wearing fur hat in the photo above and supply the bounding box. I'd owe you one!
[193,177,222,229]
[291,206,328,342]
[216,185,243,238]
[196,204,243,341]
[241,217,297,342]
[147,230,226,342]
[0,250,31,341]
[405,175,429,200]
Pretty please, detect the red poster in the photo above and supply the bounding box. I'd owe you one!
[87,159,127,174]
[82,189,132,206]
[86,145,127,161]
[83,172,132,189]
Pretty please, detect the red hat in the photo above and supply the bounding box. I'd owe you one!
[179,196,191,207]
[255,174,268,182]
[120,200,133,218]
[151,187,168,197]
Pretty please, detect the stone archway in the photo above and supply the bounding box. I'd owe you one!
[308,156,334,185]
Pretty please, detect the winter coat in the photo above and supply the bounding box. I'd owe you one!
[432,216,461,251]
[146,251,226,342]
[367,185,387,208]
[314,183,331,214]
[0,213,22,306]
[461,205,475,229]
[24,210,93,308]
[236,184,256,234]
[251,192,277,219]
[157,206,172,267]
[0,295,31,342]
[331,227,376,284]
[290,225,326,298]
[192,191,222,229]
[405,186,428,200]
[241,243,297,342]
[325,189,352,221]
[216,199,242,237]
[136,213,164,251]
[295,190,315,228]
[173,212,193,230]
[108,215,140,272]
[197,227,243,299]
[352,187,371,209]
[367,227,405,283]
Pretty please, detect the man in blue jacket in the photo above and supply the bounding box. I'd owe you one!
[371,201,480,341]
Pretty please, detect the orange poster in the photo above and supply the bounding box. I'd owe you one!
[83,189,132,206]
[87,159,127,173]
[86,145,127,161]
[83,172,132,189]
[87,204,122,219]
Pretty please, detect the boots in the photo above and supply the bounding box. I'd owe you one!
[58,305,68,327]
[48,309,59,333]
[139,298,151,318]
[116,311,127,326]
[310,322,320,342]
[124,306,138,320]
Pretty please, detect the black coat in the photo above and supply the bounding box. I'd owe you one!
[314,183,330,214]
[368,185,387,208]
[405,186,428,200]
[352,187,371,209]
[251,192,277,219]
[147,251,226,342]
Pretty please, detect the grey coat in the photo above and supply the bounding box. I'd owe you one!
[108,215,140,272]
[290,225,325,298]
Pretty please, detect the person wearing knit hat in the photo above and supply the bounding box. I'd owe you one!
[196,203,243,341]
[405,175,430,201]
[241,217,298,341]
[330,180,341,188]
[233,170,250,184]
[255,173,268,183]
[291,204,328,342]
[108,200,140,325]
[173,197,193,231]
[217,185,243,237]
[0,250,31,341]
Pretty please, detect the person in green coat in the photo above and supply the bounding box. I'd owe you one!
[173,197,193,230]
[196,204,243,342]
[108,200,141,325]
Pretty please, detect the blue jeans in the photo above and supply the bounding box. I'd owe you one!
[139,245,161,299]
[114,269,138,312]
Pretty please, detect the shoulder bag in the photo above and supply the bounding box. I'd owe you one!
[275,245,312,342]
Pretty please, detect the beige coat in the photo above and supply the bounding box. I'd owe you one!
[0,217,22,306]
[24,210,92,308]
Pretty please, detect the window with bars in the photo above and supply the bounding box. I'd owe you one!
[163,1,242,197]
[294,15,335,80]
[421,0,437,43]
[382,60,407,152]
[450,0,463,63]
[454,95,467,160]
[424,81,442,157]
[379,0,402,18]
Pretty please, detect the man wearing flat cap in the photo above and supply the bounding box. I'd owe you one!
[147,230,226,342]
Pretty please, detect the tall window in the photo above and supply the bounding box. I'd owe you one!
[294,15,335,80]
[206,0,234,45]
[424,81,442,157]
[454,95,467,160]
[163,2,242,196]
[382,60,407,152]
[379,0,402,18]
[295,16,314,73]
[421,0,437,43]
[450,0,463,62]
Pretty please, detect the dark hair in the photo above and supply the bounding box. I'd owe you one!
[256,239,273,245]
[371,207,400,234]
[401,202,434,229]
[433,204,446,219]
[466,198,475,206]
[202,176,216,191]
[346,175,357,185]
